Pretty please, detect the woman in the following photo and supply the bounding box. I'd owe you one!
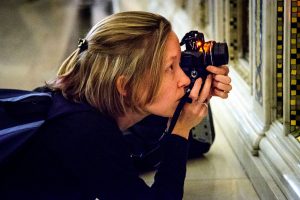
[0,11,231,199]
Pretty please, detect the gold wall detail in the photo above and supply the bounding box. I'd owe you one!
[290,0,300,139]
[277,0,284,120]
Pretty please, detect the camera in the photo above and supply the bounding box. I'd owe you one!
[180,31,229,84]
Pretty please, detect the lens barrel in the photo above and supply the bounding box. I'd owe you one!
[212,43,229,66]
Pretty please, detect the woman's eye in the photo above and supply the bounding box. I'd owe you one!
[165,64,174,73]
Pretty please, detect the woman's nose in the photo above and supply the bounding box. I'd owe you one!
[177,67,191,88]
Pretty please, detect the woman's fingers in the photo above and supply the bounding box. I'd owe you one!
[188,75,212,103]
[213,74,231,84]
[206,65,232,98]
[189,78,202,101]
[206,65,229,75]
[198,74,212,102]
[212,79,232,92]
[212,88,229,99]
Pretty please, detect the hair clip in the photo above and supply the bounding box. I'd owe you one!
[78,38,88,53]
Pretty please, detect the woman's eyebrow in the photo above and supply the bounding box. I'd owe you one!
[165,55,176,66]
[168,55,177,61]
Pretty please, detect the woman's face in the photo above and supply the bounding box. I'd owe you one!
[145,31,191,117]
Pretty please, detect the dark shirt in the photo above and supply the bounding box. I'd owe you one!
[0,93,189,200]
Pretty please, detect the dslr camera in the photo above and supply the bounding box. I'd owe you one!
[180,31,229,84]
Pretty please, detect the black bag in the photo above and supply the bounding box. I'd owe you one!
[0,88,92,166]
[0,89,53,165]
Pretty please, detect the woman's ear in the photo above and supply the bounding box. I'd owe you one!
[116,75,127,96]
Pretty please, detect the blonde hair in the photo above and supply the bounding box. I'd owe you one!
[48,11,171,118]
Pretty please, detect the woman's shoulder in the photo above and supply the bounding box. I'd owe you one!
[45,92,119,135]
[35,93,123,156]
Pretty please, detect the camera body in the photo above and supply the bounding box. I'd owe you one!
[180,31,229,84]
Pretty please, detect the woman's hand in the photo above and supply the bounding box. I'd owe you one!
[206,65,232,99]
[170,65,232,139]
[171,75,212,139]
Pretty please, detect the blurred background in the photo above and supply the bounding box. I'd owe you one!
[0,0,112,89]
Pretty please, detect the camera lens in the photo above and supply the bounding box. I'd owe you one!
[212,43,229,66]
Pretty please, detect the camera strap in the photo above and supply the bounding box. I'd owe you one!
[165,88,192,135]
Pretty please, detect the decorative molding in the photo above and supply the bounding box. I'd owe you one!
[283,0,292,136]
[212,102,287,199]
[260,128,300,199]
[211,69,264,153]
[254,0,263,106]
